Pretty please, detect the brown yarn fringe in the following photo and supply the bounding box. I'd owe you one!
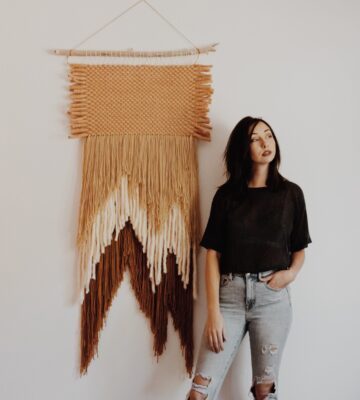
[80,220,194,377]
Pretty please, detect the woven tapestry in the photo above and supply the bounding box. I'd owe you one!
[67,63,213,376]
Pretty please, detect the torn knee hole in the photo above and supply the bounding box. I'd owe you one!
[261,344,278,355]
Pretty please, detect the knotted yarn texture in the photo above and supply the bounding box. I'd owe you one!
[67,63,213,376]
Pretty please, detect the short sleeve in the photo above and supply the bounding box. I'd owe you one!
[290,185,312,252]
[199,188,227,253]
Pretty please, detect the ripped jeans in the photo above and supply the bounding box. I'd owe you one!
[186,269,292,400]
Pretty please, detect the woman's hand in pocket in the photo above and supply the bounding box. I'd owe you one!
[261,269,295,290]
[205,308,227,353]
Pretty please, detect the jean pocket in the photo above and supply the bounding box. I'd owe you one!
[263,281,284,292]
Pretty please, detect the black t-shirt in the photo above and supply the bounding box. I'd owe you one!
[199,179,312,273]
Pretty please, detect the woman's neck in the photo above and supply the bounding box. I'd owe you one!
[248,164,268,187]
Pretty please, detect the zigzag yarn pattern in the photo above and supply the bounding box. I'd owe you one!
[67,63,213,375]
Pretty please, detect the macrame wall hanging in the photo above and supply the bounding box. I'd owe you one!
[52,0,217,378]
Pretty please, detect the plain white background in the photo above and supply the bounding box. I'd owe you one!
[1,0,359,399]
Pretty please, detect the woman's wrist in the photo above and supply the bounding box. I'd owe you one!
[286,267,297,282]
[207,304,221,314]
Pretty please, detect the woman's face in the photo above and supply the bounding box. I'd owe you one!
[248,121,276,164]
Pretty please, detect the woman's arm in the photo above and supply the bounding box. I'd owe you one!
[205,249,221,311]
[288,249,305,279]
[204,249,226,353]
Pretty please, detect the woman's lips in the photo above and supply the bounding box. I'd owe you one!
[262,150,272,156]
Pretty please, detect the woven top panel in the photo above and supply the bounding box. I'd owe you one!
[68,64,213,140]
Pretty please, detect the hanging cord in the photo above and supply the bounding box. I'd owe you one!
[142,0,200,63]
[64,0,204,64]
[70,0,144,50]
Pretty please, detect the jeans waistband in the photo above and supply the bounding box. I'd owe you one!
[223,269,278,281]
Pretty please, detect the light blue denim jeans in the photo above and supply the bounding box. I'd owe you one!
[186,269,292,400]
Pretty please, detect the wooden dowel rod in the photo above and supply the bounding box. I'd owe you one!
[50,43,219,58]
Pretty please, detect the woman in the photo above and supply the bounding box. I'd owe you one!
[186,116,312,400]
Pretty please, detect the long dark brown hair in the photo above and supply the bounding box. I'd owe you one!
[219,116,287,195]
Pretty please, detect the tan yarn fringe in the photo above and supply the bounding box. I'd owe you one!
[80,221,194,377]
[76,135,200,300]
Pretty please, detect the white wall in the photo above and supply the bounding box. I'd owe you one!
[1,0,359,399]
